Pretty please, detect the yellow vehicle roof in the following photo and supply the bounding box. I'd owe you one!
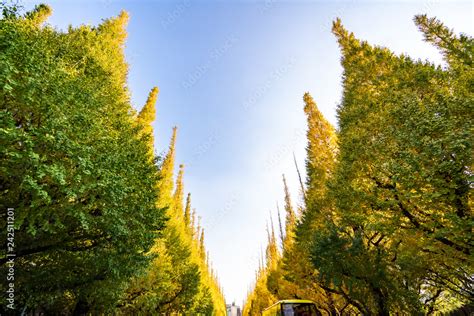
[263,299,316,311]
[279,300,315,304]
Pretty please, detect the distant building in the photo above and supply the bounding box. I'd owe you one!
[226,302,241,316]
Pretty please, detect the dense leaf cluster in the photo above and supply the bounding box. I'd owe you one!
[0,4,225,314]
[244,15,472,315]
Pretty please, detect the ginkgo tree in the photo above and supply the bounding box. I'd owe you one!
[0,3,225,314]
[244,14,472,316]
[0,4,165,314]
[310,16,473,315]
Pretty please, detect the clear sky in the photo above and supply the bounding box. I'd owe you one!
[25,0,472,306]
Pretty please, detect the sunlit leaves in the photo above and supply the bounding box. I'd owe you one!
[309,15,473,315]
[0,4,165,313]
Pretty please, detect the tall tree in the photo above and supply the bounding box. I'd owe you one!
[290,93,342,313]
[282,174,296,252]
[244,94,344,314]
[303,92,338,212]
[120,130,200,314]
[243,221,278,316]
[311,16,473,314]
[173,164,185,219]
[137,87,159,152]
[156,126,177,209]
[184,192,192,230]
[0,5,165,314]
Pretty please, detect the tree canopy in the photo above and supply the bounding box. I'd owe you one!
[244,15,472,316]
[0,3,225,314]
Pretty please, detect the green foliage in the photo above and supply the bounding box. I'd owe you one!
[245,14,472,316]
[0,4,165,314]
[119,130,226,314]
[309,16,473,315]
[24,4,51,26]
[184,192,192,228]
[0,4,225,314]
[137,87,159,152]
[243,270,276,316]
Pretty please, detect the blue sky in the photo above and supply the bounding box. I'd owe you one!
[25,0,472,305]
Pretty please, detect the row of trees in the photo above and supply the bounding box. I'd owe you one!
[0,4,225,314]
[244,15,472,315]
